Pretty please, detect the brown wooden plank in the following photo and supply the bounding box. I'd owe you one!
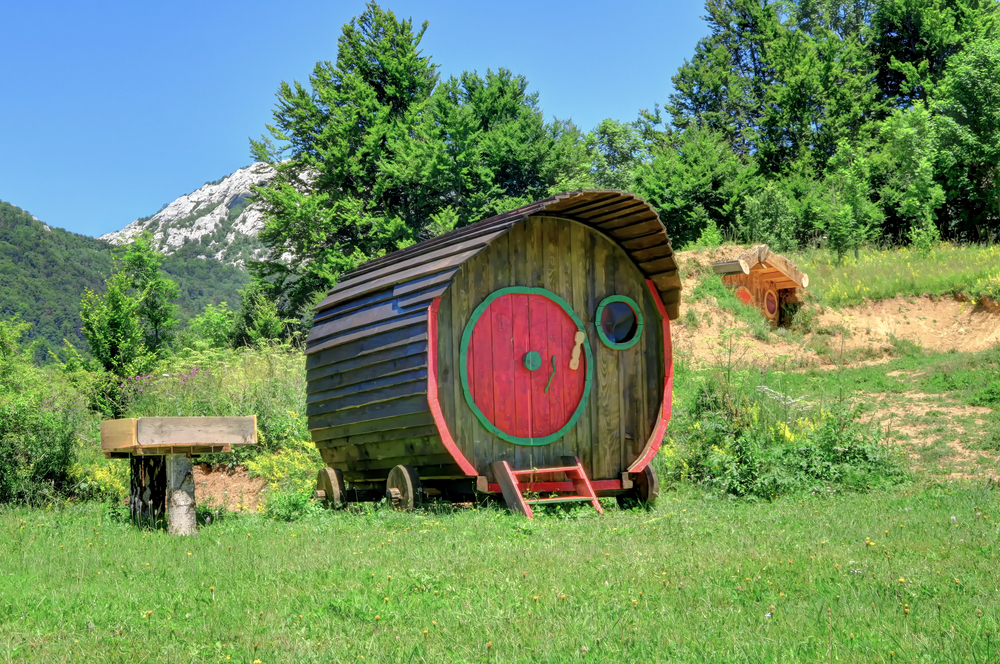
[549,193,632,218]
[629,244,674,263]
[307,368,428,406]
[392,268,461,299]
[306,379,426,417]
[335,224,509,287]
[136,417,256,448]
[306,323,426,367]
[491,461,532,517]
[651,272,683,293]
[316,425,441,449]
[342,465,466,484]
[592,234,621,481]
[575,199,649,222]
[309,411,436,442]
[619,232,668,251]
[568,221,594,477]
[611,219,667,241]
[306,342,427,383]
[396,282,452,310]
[324,436,446,463]
[434,284,456,448]
[307,394,429,431]
[449,261,478,472]
[637,258,679,275]
[312,287,395,327]
[100,418,137,451]
[334,453,457,473]
[309,298,415,345]
[307,311,427,355]
[593,209,658,231]
[316,250,483,313]
[323,231,501,298]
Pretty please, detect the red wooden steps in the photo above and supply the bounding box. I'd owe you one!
[490,456,604,519]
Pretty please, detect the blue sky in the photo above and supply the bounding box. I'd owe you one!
[1,1,709,238]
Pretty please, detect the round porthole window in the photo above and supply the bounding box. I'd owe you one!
[595,295,643,350]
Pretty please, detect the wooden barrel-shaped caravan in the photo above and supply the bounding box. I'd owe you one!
[305,191,682,512]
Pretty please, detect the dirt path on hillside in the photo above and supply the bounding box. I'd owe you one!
[817,297,1000,354]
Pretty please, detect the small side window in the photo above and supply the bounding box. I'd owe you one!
[595,295,642,350]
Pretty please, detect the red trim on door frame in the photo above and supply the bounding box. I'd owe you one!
[627,280,674,473]
[428,298,477,476]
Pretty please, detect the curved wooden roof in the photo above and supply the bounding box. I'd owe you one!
[307,191,681,357]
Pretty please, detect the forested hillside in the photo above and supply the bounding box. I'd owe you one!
[0,200,248,358]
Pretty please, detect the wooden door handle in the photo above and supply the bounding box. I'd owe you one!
[568,331,586,370]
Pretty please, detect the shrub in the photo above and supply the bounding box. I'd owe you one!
[663,365,907,499]
[0,318,92,505]
[122,345,309,466]
[263,488,320,522]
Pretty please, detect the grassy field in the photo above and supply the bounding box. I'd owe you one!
[793,243,1000,308]
[2,483,998,663]
[2,347,999,663]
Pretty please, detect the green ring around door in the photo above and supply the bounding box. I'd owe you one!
[459,286,593,447]
[594,294,643,350]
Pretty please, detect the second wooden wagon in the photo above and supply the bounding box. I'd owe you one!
[305,191,682,515]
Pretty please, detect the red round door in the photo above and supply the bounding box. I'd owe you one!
[459,287,593,446]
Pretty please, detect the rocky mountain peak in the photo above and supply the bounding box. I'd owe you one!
[101,162,274,266]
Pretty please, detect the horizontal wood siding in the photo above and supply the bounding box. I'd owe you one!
[305,277,447,481]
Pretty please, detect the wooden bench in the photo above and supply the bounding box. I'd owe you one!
[101,416,257,535]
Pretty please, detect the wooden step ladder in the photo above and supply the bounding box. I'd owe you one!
[490,456,604,518]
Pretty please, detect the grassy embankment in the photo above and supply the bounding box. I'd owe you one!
[3,340,999,662]
[794,243,1000,308]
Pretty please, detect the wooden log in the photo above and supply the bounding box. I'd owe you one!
[166,454,197,536]
[129,456,166,529]
[137,417,256,449]
[711,259,750,275]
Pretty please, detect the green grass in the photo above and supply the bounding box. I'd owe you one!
[793,243,1000,308]
[689,275,773,341]
[2,484,998,663]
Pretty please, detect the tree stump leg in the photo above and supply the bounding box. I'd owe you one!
[130,456,166,529]
[166,454,198,536]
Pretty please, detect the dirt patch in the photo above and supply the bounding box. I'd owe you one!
[864,391,997,479]
[192,464,267,512]
[816,297,1000,355]
[674,247,1000,368]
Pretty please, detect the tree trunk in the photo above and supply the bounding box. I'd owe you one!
[130,456,167,529]
[166,454,197,536]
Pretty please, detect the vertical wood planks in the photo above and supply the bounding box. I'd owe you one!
[527,293,549,438]
[568,221,594,477]
[592,234,622,480]
[511,293,533,439]
[489,293,517,436]
[434,214,665,482]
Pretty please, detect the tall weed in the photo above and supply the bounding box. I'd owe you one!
[663,345,907,499]
[122,344,309,465]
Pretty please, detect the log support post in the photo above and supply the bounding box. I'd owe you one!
[166,454,198,536]
[129,456,166,529]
